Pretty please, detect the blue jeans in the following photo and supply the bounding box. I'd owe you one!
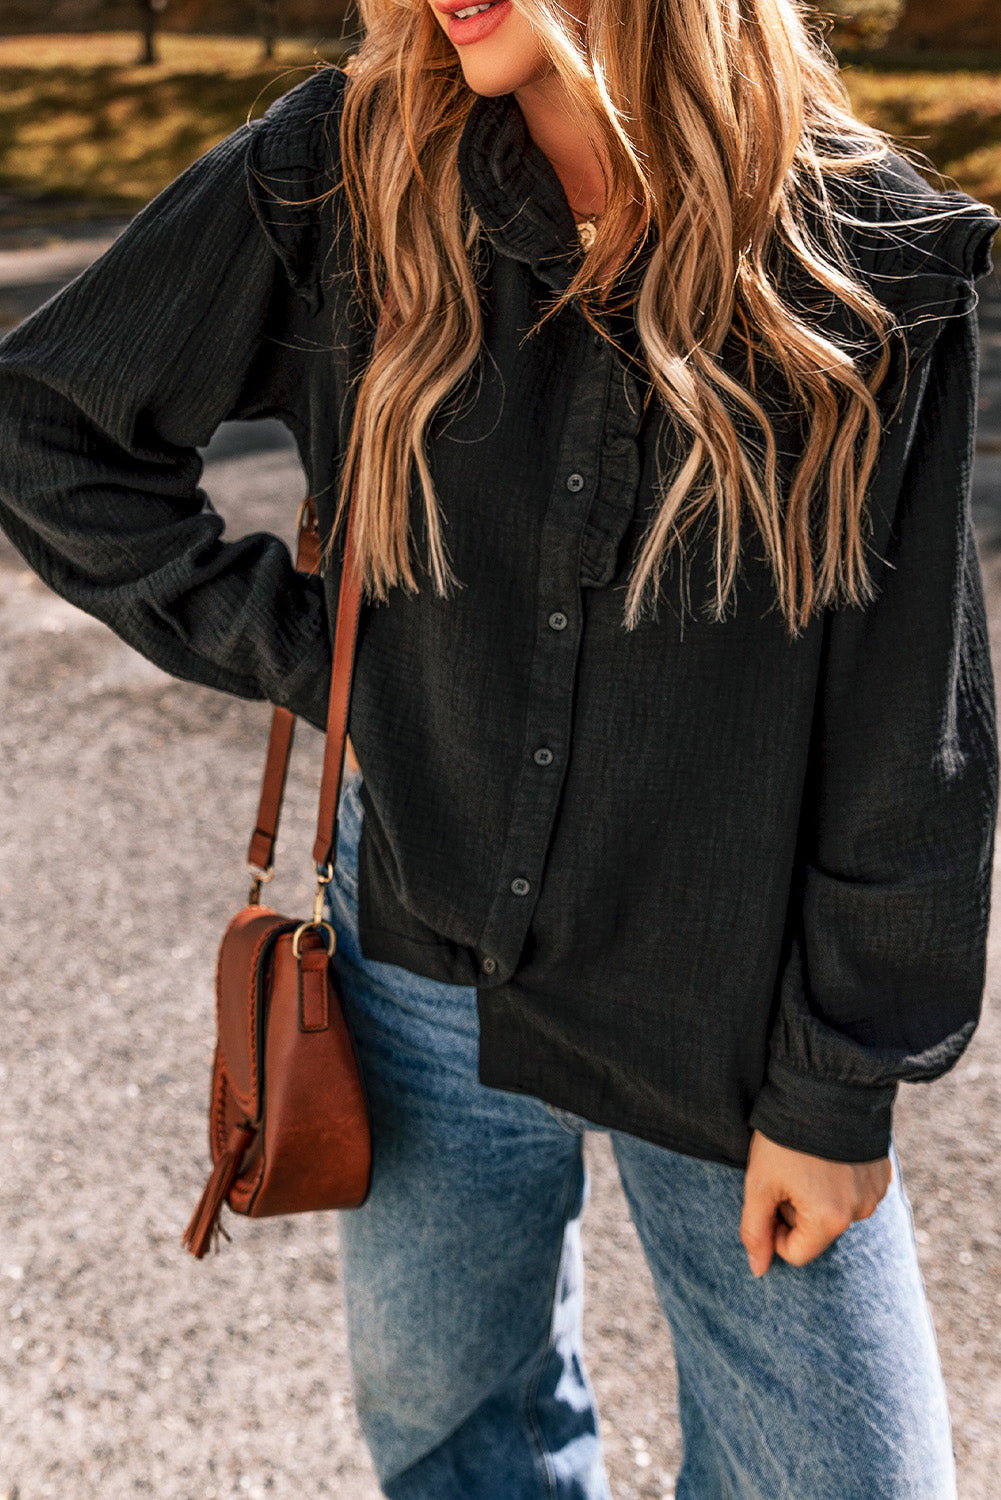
[325,772,956,1500]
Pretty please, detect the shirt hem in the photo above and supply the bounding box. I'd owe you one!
[358,919,482,988]
[477,1059,751,1171]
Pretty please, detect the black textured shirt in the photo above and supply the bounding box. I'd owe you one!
[1,68,998,1166]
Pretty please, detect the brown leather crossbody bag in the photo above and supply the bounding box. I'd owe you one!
[182,489,371,1258]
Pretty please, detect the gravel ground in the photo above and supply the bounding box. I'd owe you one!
[0,247,1000,1500]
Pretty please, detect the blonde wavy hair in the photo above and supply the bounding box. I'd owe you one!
[333,0,918,634]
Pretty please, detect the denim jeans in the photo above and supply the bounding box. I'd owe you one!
[325,771,956,1500]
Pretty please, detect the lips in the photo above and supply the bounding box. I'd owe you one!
[436,0,513,46]
[434,0,495,12]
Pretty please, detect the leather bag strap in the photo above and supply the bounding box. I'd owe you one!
[246,295,393,888]
[312,496,363,873]
[246,706,296,875]
[246,498,325,878]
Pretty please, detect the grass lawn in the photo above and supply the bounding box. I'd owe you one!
[0,32,999,223]
[841,55,1001,207]
[0,33,349,222]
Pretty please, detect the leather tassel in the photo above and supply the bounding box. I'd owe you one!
[182,1124,255,1259]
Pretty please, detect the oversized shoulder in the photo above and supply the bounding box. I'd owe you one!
[246,65,348,178]
[822,146,999,298]
[778,145,997,412]
[245,66,351,297]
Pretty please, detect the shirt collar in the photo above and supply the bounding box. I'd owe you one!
[457,90,663,306]
[457,91,585,292]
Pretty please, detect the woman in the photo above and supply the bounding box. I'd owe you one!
[0,0,997,1495]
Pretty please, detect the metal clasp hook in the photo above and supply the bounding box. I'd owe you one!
[291,863,336,960]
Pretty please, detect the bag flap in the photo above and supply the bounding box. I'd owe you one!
[215,906,293,1121]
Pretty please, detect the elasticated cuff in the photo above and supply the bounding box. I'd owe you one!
[748,1059,897,1163]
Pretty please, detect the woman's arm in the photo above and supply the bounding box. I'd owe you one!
[0,75,347,731]
[741,214,999,1267]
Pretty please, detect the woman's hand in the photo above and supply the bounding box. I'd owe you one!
[739,1130,893,1277]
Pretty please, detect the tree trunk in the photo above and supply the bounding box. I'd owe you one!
[137,0,160,66]
[257,0,279,62]
[890,0,1001,49]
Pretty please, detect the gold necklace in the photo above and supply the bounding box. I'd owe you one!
[574,214,601,251]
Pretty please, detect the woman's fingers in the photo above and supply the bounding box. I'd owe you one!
[739,1170,781,1278]
[772,1202,855,1267]
[741,1131,893,1277]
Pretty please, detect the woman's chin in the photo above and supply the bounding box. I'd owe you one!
[457,56,548,97]
[444,9,554,98]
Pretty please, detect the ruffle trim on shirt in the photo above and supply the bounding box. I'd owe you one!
[578,360,645,588]
[836,149,999,285]
[820,153,999,412]
[244,65,349,309]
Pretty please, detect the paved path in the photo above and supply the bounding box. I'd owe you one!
[0,232,123,333]
[1,235,1000,1500]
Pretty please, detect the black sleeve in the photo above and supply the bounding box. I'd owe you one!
[749,206,1000,1162]
[0,72,346,722]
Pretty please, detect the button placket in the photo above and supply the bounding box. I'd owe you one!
[474,327,606,974]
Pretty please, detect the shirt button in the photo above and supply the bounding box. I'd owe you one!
[510,877,531,896]
[482,956,497,975]
[533,747,554,766]
[566,472,585,493]
[548,611,568,631]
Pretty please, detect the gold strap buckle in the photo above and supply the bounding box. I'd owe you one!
[291,863,336,961]
[292,920,336,961]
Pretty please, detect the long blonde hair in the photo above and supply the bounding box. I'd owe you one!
[332,0,923,633]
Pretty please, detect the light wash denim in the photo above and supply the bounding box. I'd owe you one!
[325,770,956,1500]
